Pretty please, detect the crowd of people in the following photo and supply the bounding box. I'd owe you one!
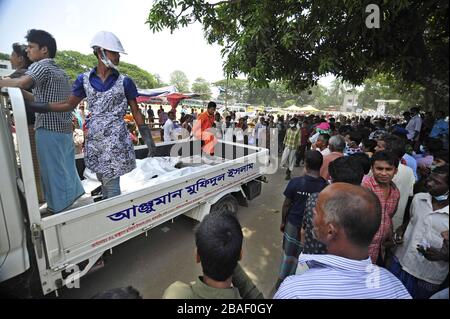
[0,27,448,300]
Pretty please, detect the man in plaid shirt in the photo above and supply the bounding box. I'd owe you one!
[362,151,400,265]
[0,29,84,213]
[280,117,301,180]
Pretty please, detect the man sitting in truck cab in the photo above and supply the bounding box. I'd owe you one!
[163,212,264,299]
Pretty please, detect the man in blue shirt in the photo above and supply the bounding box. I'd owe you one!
[26,31,156,200]
[277,150,328,288]
[429,111,448,138]
[429,111,448,150]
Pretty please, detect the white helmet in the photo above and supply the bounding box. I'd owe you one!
[90,31,126,54]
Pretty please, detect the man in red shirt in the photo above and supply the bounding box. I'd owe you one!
[362,150,400,265]
[193,101,217,155]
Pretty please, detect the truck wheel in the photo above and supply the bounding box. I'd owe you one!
[210,195,239,216]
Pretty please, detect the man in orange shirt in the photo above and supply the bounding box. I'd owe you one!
[193,101,217,155]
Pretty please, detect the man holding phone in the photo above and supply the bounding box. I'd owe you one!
[388,165,449,299]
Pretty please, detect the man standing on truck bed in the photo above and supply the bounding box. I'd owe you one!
[193,101,217,155]
[26,31,156,200]
[0,29,85,213]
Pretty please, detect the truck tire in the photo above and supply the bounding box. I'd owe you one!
[210,195,239,216]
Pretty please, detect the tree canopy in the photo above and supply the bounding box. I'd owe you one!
[169,70,190,92]
[191,77,212,99]
[53,50,158,88]
[147,0,449,111]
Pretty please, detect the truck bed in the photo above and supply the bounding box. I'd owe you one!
[2,88,269,295]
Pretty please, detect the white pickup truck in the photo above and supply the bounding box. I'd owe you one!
[0,88,269,298]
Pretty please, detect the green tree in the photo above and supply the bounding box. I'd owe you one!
[147,0,449,111]
[214,78,248,103]
[54,50,158,88]
[170,70,190,92]
[191,77,212,99]
[358,73,425,114]
[0,52,10,60]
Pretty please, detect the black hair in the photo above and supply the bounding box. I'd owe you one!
[426,137,444,154]
[433,165,449,186]
[168,110,175,116]
[91,286,142,299]
[318,133,330,145]
[371,151,399,168]
[349,152,371,175]
[362,138,377,153]
[25,29,57,58]
[328,156,364,185]
[12,43,32,67]
[305,150,323,171]
[434,150,449,163]
[207,101,217,109]
[195,212,243,281]
[347,131,363,145]
[378,134,405,160]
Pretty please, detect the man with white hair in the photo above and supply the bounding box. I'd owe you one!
[319,135,345,181]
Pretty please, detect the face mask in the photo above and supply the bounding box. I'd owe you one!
[290,123,296,128]
[99,48,118,70]
[430,164,437,171]
[434,191,449,201]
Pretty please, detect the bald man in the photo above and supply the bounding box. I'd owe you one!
[274,183,411,299]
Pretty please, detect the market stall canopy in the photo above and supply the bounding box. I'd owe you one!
[285,105,302,112]
[163,92,201,108]
[137,85,177,97]
[299,105,320,112]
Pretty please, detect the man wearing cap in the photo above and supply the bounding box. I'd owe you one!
[26,31,156,200]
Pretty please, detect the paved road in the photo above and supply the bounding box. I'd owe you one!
[58,163,305,299]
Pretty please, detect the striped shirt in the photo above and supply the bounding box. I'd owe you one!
[274,254,411,299]
[25,58,73,133]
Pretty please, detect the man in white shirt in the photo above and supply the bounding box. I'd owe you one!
[313,133,331,156]
[390,165,449,299]
[163,110,176,142]
[405,107,422,142]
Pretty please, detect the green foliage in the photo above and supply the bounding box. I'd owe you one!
[169,70,190,92]
[358,73,426,114]
[54,50,158,88]
[0,52,10,60]
[147,0,449,110]
[191,77,212,99]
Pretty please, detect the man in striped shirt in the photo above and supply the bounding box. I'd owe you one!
[274,183,411,299]
[0,29,84,213]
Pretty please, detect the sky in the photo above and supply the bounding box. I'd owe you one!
[0,0,335,89]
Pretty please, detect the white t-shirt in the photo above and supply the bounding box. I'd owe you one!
[320,147,331,156]
[405,115,422,140]
[163,118,175,142]
[395,193,448,284]
[392,164,415,230]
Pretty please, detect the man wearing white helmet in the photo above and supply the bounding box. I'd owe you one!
[26,31,156,200]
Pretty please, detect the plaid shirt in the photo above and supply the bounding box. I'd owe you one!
[362,176,400,263]
[26,59,73,133]
[283,127,301,149]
